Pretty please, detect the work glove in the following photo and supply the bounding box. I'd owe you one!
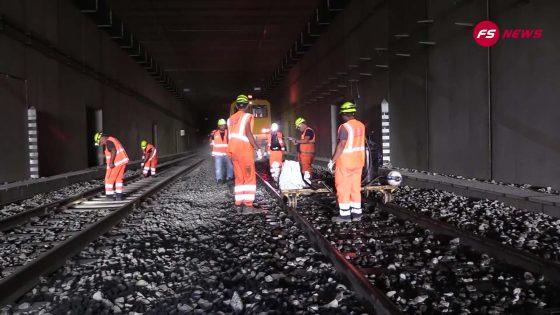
[256,149,263,161]
[327,160,334,173]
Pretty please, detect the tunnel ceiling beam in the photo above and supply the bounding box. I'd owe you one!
[261,0,350,97]
[73,0,185,102]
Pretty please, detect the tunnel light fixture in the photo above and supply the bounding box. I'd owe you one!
[393,34,410,38]
[375,64,389,69]
[395,53,411,57]
[253,87,261,91]
[454,22,474,27]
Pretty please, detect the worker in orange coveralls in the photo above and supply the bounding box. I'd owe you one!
[328,102,366,223]
[266,122,285,182]
[94,132,129,201]
[227,94,263,212]
[291,117,315,182]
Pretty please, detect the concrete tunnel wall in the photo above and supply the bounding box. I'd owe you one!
[269,0,560,190]
[0,0,196,183]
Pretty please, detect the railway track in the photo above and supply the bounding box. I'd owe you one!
[0,155,204,305]
[0,153,195,231]
[257,168,560,314]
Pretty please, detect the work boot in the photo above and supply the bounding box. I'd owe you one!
[351,213,363,222]
[114,194,123,201]
[234,203,244,213]
[351,208,363,222]
[331,215,352,223]
[106,194,114,200]
[243,204,267,214]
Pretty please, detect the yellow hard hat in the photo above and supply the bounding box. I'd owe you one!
[295,117,306,127]
[217,118,227,126]
[93,132,103,146]
[236,94,249,104]
[140,140,148,149]
[340,101,357,113]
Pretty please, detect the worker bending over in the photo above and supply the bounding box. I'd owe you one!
[227,94,261,210]
[328,102,366,223]
[140,140,158,177]
[292,117,316,181]
[210,119,234,184]
[266,122,285,182]
[94,132,129,201]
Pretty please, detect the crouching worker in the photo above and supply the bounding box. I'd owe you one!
[266,123,285,182]
[94,132,129,201]
[328,102,365,223]
[210,119,234,184]
[140,140,158,177]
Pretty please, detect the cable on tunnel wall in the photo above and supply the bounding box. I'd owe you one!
[0,15,192,127]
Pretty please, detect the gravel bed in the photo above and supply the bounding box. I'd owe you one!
[0,170,139,220]
[0,207,114,280]
[294,193,560,314]
[393,186,560,261]
[2,161,369,314]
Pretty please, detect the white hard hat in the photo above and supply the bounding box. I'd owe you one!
[271,123,279,132]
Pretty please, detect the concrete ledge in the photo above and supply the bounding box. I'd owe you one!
[0,152,191,205]
[401,171,560,218]
[282,153,560,217]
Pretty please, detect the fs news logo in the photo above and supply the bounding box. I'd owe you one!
[473,20,543,47]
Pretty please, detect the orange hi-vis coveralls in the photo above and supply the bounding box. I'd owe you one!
[142,143,158,176]
[298,127,316,176]
[227,111,256,206]
[335,119,365,217]
[266,131,284,180]
[210,129,229,157]
[104,136,129,196]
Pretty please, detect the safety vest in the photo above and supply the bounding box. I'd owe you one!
[266,131,284,151]
[299,127,315,155]
[105,136,129,167]
[143,143,157,161]
[337,119,365,168]
[227,111,254,153]
[211,130,228,156]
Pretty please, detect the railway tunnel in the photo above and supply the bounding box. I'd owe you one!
[1,0,560,313]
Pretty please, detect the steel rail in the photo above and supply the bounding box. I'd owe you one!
[256,173,402,315]
[0,157,205,305]
[0,153,196,232]
[378,202,560,287]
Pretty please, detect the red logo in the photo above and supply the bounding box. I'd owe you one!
[473,20,543,47]
[473,20,500,47]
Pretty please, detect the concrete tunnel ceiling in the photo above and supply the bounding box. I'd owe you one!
[107,0,322,112]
